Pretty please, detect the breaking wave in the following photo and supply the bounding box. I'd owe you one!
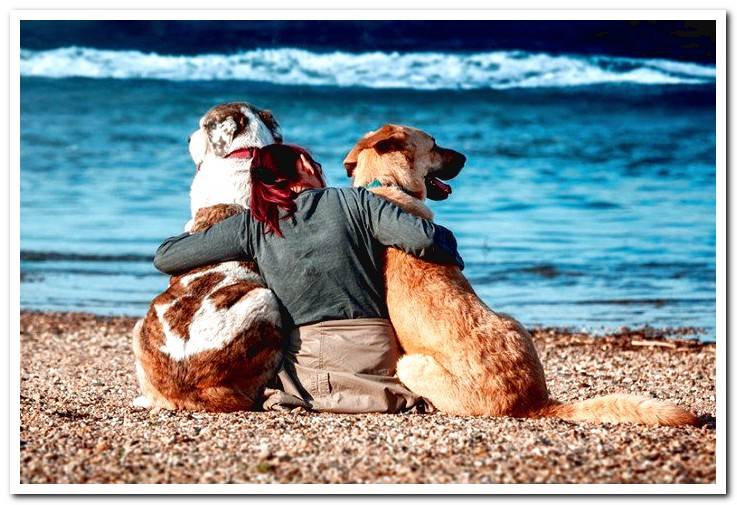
[20,46,716,90]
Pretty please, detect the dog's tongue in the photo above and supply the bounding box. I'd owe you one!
[226,148,254,159]
[427,176,452,199]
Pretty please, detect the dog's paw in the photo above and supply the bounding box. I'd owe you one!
[397,354,465,415]
[397,354,435,392]
[184,219,194,233]
[132,395,153,409]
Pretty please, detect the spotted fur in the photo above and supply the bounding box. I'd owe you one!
[133,204,283,411]
[186,102,282,232]
[133,102,284,411]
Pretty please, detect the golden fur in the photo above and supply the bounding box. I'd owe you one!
[344,124,698,426]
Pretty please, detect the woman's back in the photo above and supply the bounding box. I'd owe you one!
[156,186,462,329]
[248,186,389,327]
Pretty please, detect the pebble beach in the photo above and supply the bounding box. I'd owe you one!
[19,310,716,485]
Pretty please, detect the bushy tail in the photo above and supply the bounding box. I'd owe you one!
[533,394,699,426]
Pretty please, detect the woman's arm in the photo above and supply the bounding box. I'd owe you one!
[358,188,465,270]
[153,212,253,275]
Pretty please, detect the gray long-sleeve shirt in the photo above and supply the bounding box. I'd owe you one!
[154,187,463,328]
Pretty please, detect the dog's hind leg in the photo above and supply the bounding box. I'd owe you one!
[131,359,176,410]
[131,320,176,410]
[396,354,469,415]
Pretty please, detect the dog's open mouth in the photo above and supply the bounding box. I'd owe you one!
[425,150,466,201]
[425,176,452,201]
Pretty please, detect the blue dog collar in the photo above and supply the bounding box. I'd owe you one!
[362,179,421,199]
[364,179,384,189]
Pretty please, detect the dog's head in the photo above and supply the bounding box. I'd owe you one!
[188,102,282,171]
[343,124,466,201]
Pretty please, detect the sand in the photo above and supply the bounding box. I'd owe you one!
[19,311,716,485]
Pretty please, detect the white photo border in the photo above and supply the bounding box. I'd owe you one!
[7,8,727,496]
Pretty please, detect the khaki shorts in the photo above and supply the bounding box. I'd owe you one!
[261,318,433,414]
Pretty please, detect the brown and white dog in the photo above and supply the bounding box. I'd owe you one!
[344,124,698,426]
[132,204,282,411]
[132,102,283,411]
[186,102,282,231]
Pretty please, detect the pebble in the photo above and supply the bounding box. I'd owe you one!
[19,310,716,484]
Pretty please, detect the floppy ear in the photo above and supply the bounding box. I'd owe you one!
[258,109,283,143]
[343,126,407,178]
[205,116,238,157]
[343,144,363,178]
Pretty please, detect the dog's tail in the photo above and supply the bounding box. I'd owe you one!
[531,394,699,426]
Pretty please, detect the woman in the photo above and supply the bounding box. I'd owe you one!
[154,144,464,414]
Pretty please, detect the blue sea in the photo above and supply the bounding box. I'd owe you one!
[19,21,717,340]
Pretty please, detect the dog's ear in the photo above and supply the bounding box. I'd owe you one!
[205,116,238,157]
[343,126,407,178]
[369,125,408,154]
[258,109,283,143]
[343,144,363,178]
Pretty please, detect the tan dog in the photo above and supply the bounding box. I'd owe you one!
[344,124,698,426]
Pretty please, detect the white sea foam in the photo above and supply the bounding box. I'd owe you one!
[20,47,716,90]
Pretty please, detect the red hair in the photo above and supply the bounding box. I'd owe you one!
[249,144,320,237]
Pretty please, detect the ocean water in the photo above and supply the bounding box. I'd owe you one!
[19,32,717,340]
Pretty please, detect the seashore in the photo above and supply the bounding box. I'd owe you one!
[19,310,715,484]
